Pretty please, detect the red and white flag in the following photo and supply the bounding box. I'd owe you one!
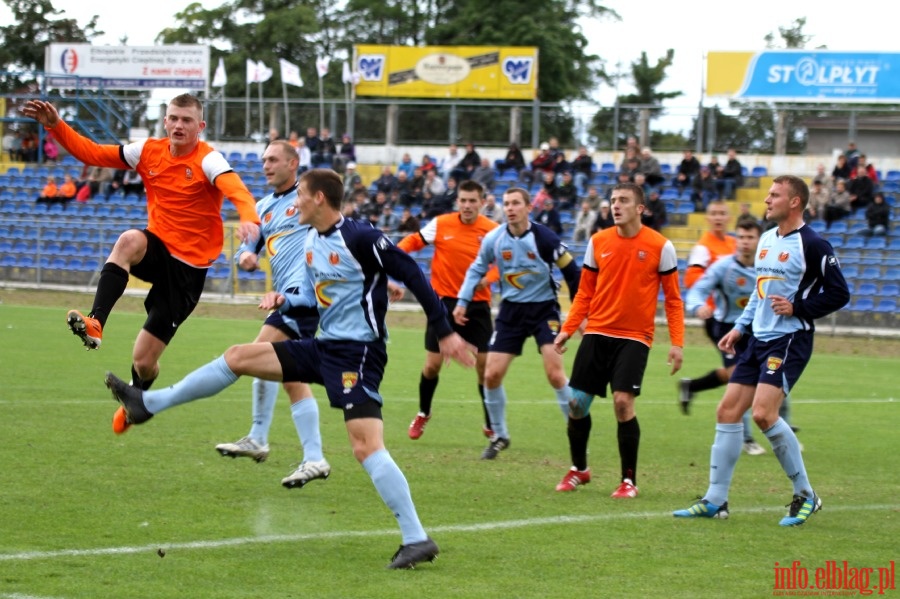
[316,56,330,78]
[279,58,304,87]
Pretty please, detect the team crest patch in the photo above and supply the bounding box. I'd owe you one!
[767,356,783,371]
[778,252,789,262]
[185,168,193,181]
[329,252,340,265]
[736,277,747,286]
[547,320,560,334]
[342,372,358,393]
[286,206,297,217]
[501,250,513,261]
[376,236,392,250]
[306,251,313,266]
[527,251,536,260]
[637,250,647,261]
[264,212,273,223]
[759,249,768,259]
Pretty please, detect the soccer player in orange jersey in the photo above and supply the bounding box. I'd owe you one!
[553,182,684,497]
[397,180,499,440]
[23,95,260,393]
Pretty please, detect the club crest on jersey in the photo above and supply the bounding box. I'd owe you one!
[767,356,783,371]
[341,372,358,393]
[778,252,790,262]
[637,250,647,261]
[527,251,536,260]
[329,252,340,265]
[376,236,392,250]
[185,167,193,181]
[286,206,297,217]
[264,212,273,223]
[502,250,513,261]
[759,249,768,259]
[547,320,560,334]
[306,251,313,266]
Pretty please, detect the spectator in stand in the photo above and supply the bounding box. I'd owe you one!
[42,132,60,163]
[812,163,830,188]
[844,141,861,170]
[824,179,852,229]
[851,154,878,185]
[440,175,459,207]
[573,200,597,242]
[832,154,851,183]
[692,166,720,211]
[499,142,525,176]
[1,130,14,160]
[373,166,398,197]
[104,169,126,200]
[805,179,830,223]
[419,155,437,174]
[20,130,39,162]
[521,142,555,185]
[608,171,632,199]
[296,137,311,174]
[570,146,594,195]
[10,131,24,161]
[287,130,300,149]
[335,133,355,172]
[633,172,651,196]
[397,207,421,233]
[394,171,413,206]
[264,128,282,149]
[718,148,744,200]
[439,143,463,183]
[57,173,77,203]
[675,149,701,191]
[583,185,603,211]
[591,200,615,233]
[450,142,480,183]
[848,168,875,211]
[85,166,114,198]
[639,147,665,187]
[122,170,144,196]
[362,190,389,226]
[346,189,368,219]
[536,197,563,235]
[707,155,722,177]
[555,170,578,210]
[312,127,336,167]
[396,153,416,179]
[377,203,401,234]
[552,150,571,181]
[408,167,426,205]
[540,170,559,202]
[481,193,505,223]
[618,147,638,175]
[342,162,361,201]
[303,127,319,161]
[471,157,496,192]
[424,169,446,198]
[641,189,668,232]
[861,192,890,237]
[36,176,58,203]
[422,181,455,219]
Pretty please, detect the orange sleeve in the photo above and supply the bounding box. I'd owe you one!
[483,264,500,285]
[683,264,706,289]
[661,271,685,347]
[562,266,597,336]
[47,120,128,169]
[397,232,426,254]
[216,171,260,224]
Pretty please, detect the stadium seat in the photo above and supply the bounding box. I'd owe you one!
[888,238,900,251]
[849,298,874,312]
[856,283,878,297]
[873,299,897,313]
[828,222,848,234]
[867,237,887,250]
[844,237,865,250]
[861,266,882,280]
[809,220,826,233]
[751,166,768,177]
[841,266,859,279]
[880,283,899,296]
[884,268,900,282]
[600,162,616,174]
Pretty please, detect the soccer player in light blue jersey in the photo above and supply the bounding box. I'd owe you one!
[453,187,581,460]
[105,168,475,569]
[674,175,850,526]
[211,141,329,489]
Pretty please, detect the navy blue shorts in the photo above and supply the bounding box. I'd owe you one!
[729,330,813,394]
[488,299,561,356]
[569,334,650,397]
[272,339,387,410]
[425,297,492,353]
[264,304,319,340]
[709,320,749,369]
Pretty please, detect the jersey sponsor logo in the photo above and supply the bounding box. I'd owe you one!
[501,249,513,261]
[828,255,838,267]
[443,235,454,240]
[504,271,533,289]
[341,372,358,393]
[315,280,336,307]
[601,252,613,259]
[756,275,783,298]
[306,251,313,266]
[767,356,783,371]
[547,319,560,334]
[778,252,790,262]
[759,249,769,259]
[376,236,392,250]
[329,252,340,265]
[185,167,193,181]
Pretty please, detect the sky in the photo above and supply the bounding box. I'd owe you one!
[4,0,899,134]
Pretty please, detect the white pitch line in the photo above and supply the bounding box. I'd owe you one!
[0,504,895,563]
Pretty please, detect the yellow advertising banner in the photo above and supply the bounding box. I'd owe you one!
[353,45,538,100]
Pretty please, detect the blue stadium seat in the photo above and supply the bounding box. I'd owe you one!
[867,237,887,250]
[809,220,826,233]
[885,268,900,282]
[880,283,899,297]
[751,166,768,177]
[861,266,881,279]
[873,299,896,313]
[828,222,848,234]
[888,238,900,251]
[849,298,874,311]
[844,236,865,250]
[600,162,616,174]
[856,282,878,297]
[841,266,859,279]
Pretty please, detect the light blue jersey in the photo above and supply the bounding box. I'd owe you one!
[236,182,315,310]
[304,217,452,343]
[734,224,850,342]
[686,255,755,324]
[457,221,580,308]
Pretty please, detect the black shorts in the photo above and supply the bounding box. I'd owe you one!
[709,320,748,369]
[129,229,207,345]
[264,303,319,340]
[489,300,561,356]
[425,297,492,353]
[569,334,650,397]
[273,338,388,421]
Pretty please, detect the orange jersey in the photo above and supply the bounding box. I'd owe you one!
[41,183,58,197]
[563,226,684,348]
[47,120,259,267]
[58,181,76,197]
[684,231,736,313]
[397,213,498,302]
